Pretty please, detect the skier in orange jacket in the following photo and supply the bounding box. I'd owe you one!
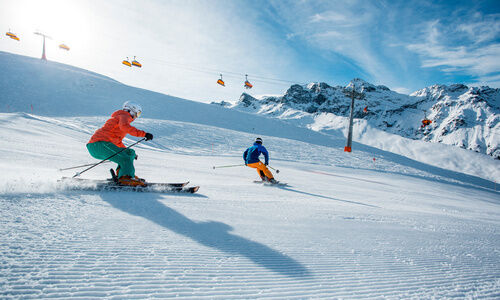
[86,101,153,186]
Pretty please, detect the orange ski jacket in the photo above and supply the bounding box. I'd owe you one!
[88,110,146,148]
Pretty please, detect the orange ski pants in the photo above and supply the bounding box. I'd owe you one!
[246,162,274,179]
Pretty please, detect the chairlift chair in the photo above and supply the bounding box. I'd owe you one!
[217,74,225,86]
[122,57,132,67]
[6,31,19,41]
[131,56,142,68]
[420,110,432,128]
[59,44,70,51]
[244,74,253,89]
[421,119,432,127]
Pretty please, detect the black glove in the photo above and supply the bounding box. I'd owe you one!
[265,162,269,166]
[145,133,153,141]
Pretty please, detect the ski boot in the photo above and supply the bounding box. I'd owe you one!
[259,170,267,182]
[118,175,147,187]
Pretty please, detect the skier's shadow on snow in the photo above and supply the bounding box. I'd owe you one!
[100,192,312,279]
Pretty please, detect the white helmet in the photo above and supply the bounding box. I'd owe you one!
[123,101,142,118]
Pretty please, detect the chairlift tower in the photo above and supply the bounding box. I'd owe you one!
[343,83,365,152]
[34,31,52,60]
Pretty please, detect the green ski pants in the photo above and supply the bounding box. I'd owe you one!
[86,141,137,177]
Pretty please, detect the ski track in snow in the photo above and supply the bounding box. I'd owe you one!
[0,114,499,299]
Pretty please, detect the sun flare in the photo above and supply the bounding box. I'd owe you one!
[6,0,94,52]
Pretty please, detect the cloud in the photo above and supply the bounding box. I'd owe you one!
[313,30,343,38]
[308,6,375,28]
[268,1,393,83]
[310,11,349,24]
[406,14,500,83]
[457,14,500,45]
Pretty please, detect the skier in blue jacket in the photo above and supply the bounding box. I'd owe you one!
[243,137,276,183]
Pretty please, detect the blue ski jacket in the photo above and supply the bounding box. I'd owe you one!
[243,143,269,165]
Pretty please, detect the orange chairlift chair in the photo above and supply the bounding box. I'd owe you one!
[217,74,225,86]
[244,74,253,89]
[59,44,70,51]
[421,119,432,127]
[6,31,19,41]
[131,56,142,68]
[421,111,433,128]
[122,57,132,67]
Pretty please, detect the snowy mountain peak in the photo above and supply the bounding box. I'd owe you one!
[230,79,499,159]
[305,82,333,91]
[239,92,258,106]
[346,78,391,93]
[412,84,500,109]
[411,83,469,99]
[347,78,373,90]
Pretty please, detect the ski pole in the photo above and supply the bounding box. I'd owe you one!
[73,138,146,178]
[212,164,246,169]
[268,165,280,173]
[59,161,111,171]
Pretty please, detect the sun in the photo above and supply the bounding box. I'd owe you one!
[6,0,93,49]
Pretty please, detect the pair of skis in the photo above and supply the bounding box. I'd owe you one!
[253,180,288,187]
[60,169,200,194]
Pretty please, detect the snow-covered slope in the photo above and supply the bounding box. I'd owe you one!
[0,52,499,298]
[226,79,500,159]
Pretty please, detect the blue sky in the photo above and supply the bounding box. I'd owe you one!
[1,0,499,103]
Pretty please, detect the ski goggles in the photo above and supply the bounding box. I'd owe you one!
[135,110,142,118]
